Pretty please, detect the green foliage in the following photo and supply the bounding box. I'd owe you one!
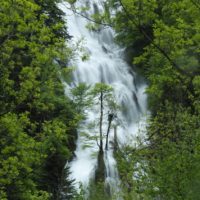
[2,0,200,199]
[147,105,200,200]
[66,0,77,4]
[0,0,79,199]
[71,83,92,114]
[72,83,118,150]
[0,113,46,200]
[88,181,112,200]
[94,0,200,199]
[90,83,118,114]
[116,103,200,200]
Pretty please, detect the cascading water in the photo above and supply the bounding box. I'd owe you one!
[60,0,148,198]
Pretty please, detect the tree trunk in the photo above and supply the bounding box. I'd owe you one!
[99,91,103,153]
[95,150,105,182]
[114,126,118,152]
[105,114,113,150]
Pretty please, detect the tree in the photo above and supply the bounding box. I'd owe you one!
[90,83,116,152]
[0,113,49,200]
[72,82,118,152]
[88,1,200,199]
[0,0,79,199]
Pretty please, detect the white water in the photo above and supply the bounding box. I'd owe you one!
[60,0,148,197]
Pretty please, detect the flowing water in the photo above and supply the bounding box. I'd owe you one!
[60,0,148,198]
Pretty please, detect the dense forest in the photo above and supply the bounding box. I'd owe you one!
[1,0,200,200]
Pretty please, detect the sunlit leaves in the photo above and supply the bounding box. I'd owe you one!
[0,0,77,199]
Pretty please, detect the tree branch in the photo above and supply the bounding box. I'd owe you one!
[191,0,200,10]
[118,0,194,78]
[62,3,112,28]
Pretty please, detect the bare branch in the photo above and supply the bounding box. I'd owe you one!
[62,3,112,28]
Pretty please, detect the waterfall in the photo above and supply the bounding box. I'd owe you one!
[60,0,148,197]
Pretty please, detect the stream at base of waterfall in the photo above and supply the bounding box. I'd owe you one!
[60,0,148,198]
